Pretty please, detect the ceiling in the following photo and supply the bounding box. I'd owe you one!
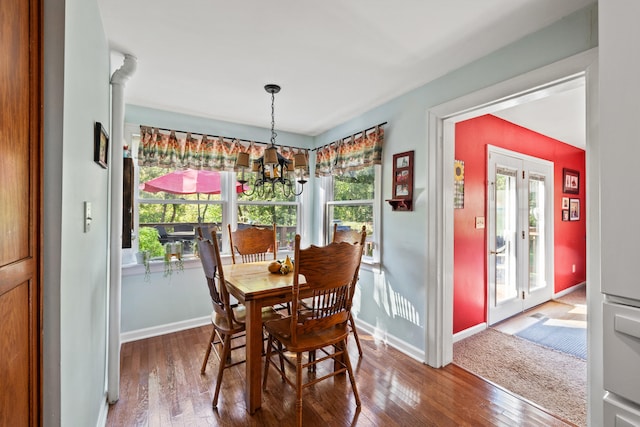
[97,0,591,147]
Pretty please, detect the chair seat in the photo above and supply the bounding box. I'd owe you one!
[213,305,282,333]
[264,316,349,353]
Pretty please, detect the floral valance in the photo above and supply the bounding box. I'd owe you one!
[137,126,305,171]
[315,125,384,176]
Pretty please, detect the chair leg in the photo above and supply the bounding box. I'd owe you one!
[349,313,363,357]
[212,334,231,408]
[341,338,361,407]
[296,352,303,427]
[201,326,216,374]
[262,335,273,390]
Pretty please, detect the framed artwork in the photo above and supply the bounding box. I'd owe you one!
[386,150,414,211]
[454,159,465,209]
[563,168,579,194]
[562,197,569,210]
[569,198,580,221]
[392,151,413,199]
[94,121,109,169]
[562,210,569,221]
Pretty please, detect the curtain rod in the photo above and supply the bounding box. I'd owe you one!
[142,125,292,150]
[142,120,386,151]
[310,121,387,152]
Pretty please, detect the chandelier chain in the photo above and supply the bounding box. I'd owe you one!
[270,90,277,146]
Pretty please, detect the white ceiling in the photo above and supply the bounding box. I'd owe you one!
[97,0,591,146]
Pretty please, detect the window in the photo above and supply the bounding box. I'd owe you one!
[325,165,380,262]
[133,133,301,258]
[236,185,300,251]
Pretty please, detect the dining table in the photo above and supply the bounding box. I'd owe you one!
[223,260,298,414]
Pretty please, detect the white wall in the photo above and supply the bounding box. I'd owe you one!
[44,0,112,425]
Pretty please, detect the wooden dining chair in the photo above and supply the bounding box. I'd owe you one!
[262,234,363,427]
[228,223,290,314]
[228,223,277,264]
[332,223,367,245]
[195,226,282,409]
[332,224,367,357]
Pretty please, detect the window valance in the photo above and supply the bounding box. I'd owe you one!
[137,126,305,171]
[315,124,384,176]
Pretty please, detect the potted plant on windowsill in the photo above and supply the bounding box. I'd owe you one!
[163,241,184,278]
[137,227,165,281]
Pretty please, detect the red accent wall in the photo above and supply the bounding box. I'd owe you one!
[454,114,586,334]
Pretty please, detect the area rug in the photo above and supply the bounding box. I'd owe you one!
[453,328,586,426]
[515,317,586,359]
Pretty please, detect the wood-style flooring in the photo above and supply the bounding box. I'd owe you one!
[106,324,576,426]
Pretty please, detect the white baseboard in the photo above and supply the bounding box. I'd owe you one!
[354,317,426,364]
[554,281,586,299]
[453,322,487,343]
[121,315,427,366]
[120,316,210,343]
[96,396,109,427]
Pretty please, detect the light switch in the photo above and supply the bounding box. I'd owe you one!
[84,201,92,232]
[475,216,485,229]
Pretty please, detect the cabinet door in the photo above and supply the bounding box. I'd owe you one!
[0,0,43,424]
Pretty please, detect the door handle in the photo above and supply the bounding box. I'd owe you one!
[490,246,506,255]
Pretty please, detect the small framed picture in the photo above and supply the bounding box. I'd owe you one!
[94,121,109,169]
[562,210,569,221]
[563,168,579,194]
[569,198,580,221]
[391,151,413,200]
[562,197,569,210]
[396,154,410,169]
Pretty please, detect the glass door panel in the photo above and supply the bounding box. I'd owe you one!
[487,147,553,325]
[495,166,518,306]
[528,174,546,293]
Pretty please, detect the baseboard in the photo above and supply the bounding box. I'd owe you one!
[553,281,586,299]
[354,317,426,364]
[96,395,109,427]
[453,323,487,343]
[120,316,210,343]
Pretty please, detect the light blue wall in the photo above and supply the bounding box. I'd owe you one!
[313,3,598,351]
[44,0,112,425]
[40,2,597,426]
[121,4,596,356]
[126,105,315,149]
[119,4,597,355]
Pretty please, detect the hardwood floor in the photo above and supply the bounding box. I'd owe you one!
[106,325,575,426]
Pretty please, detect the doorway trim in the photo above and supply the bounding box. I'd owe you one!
[424,47,597,368]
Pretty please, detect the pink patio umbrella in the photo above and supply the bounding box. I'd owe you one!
[140,169,248,194]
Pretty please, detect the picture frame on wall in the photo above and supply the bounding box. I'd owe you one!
[94,121,109,169]
[562,197,570,210]
[569,198,580,221]
[386,150,414,211]
[562,210,569,221]
[392,151,413,199]
[563,168,579,194]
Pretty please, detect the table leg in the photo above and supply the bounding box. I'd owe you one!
[244,300,263,414]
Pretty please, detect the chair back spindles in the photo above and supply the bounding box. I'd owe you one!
[228,223,277,264]
[290,234,364,345]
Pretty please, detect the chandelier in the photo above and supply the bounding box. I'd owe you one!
[236,84,307,198]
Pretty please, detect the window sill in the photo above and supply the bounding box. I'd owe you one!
[122,250,295,277]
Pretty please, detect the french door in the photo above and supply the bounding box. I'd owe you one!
[487,147,554,325]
